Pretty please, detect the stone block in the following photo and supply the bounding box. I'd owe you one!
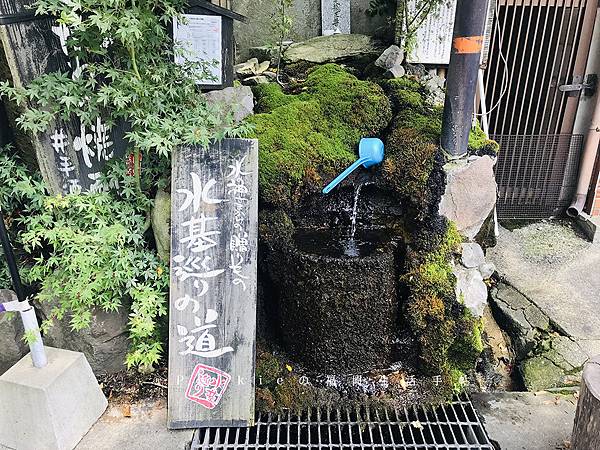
[0,347,107,450]
[37,302,129,375]
[439,155,497,240]
[0,290,26,376]
[204,85,254,123]
[461,242,485,268]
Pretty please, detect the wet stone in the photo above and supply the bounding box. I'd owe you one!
[461,242,485,268]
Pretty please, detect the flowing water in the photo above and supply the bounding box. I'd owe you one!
[345,183,363,257]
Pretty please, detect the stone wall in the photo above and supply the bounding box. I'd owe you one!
[232,0,390,61]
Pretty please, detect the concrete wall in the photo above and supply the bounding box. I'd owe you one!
[232,0,391,61]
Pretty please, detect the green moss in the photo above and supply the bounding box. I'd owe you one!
[252,83,299,113]
[448,312,485,372]
[404,222,467,376]
[247,64,391,208]
[381,78,425,113]
[468,120,500,155]
[256,350,284,386]
[273,376,317,411]
[393,108,443,145]
[381,128,437,206]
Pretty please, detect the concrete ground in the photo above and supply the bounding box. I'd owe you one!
[76,399,192,450]
[472,391,577,450]
[487,220,600,358]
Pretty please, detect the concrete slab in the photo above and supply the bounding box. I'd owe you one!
[76,399,193,450]
[472,392,577,450]
[0,347,107,450]
[487,221,600,341]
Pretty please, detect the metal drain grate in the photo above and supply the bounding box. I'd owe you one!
[189,395,495,449]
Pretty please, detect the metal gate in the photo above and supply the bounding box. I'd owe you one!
[484,0,597,219]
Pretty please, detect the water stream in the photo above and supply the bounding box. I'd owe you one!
[344,183,363,257]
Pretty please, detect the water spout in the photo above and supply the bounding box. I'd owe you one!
[322,138,384,194]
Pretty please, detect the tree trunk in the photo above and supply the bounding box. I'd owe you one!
[572,355,600,449]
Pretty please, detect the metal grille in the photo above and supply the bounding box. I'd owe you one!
[485,0,592,136]
[493,134,583,218]
[189,395,495,449]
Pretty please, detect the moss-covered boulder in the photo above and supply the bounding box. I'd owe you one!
[248,64,391,208]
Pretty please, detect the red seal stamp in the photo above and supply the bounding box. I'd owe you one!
[185,363,231,409]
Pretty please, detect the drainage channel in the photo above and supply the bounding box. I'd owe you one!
[189,394,495,449]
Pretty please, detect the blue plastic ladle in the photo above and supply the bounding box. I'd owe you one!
[322,138,385,194]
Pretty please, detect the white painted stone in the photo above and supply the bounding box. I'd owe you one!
[0,347,107,450]
[479,261,496,279]
[321,0,351,35]
[461,242,485,268]
[439,155,497,240]
[454,265,488,317]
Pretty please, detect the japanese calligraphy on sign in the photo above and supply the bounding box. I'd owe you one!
[168,139,258,429]
[0,0,127,195]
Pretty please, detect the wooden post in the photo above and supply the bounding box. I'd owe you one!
[572,355,600,449]
[0,0,126,194]
[168,138,258,429]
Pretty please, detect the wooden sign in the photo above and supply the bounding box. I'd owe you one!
[321,0,351,35]
[168,138,258,429]
[0,0,127,195]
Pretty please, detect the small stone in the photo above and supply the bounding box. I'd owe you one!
[243,75,269,85]
[234,58,259,75]
[385,64,405,79]
[454,266,488,317]
[256,60,270,74]
[375,45,404,70]
[461,242,485,268]
[479,261,496,279]
[421,73,446,107]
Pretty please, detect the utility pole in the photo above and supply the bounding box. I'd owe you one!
[441,0,490,156]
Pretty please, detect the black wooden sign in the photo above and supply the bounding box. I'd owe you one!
[0,0,127,194]
[168,138,258,429]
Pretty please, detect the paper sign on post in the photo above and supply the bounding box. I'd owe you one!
[173,14,223,85]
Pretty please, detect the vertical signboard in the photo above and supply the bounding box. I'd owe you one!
[321,0,351,35]
[0,0,127,195]
[405,0,457,65]
[168,138,258,429]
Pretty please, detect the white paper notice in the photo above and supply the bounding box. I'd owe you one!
[406,0,456,65]
[173,14,222,85]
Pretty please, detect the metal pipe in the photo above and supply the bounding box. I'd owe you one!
[567,90,600,217]
[0,207,47,367]
[441,0,490,156]
[0,207,25,302]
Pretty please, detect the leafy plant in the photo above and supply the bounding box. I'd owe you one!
[270,0,293,84]
[0,0,251,190]
[20,163,168,370]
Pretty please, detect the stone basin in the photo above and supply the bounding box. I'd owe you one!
[266,227,401,373]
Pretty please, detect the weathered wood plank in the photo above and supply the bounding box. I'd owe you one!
[0,0,127,194]
[168,138,258,429]
[572,355,600,450]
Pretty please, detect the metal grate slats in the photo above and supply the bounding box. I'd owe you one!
[493,134,583,219]
[189,395,495,449]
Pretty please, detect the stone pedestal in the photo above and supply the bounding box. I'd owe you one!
[0,347,107,450]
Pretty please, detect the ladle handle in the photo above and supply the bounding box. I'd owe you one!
[322,157,369,194]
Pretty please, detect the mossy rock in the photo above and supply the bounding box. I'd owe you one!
[468,121,500,156]
[247,64,391,208]
[519,355,569,391]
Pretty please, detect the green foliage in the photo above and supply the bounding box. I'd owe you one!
[0,0,250,174]
[0,145,46,290]
[248,64,391,207]
[403,222,466,375]
[17,163,168,370]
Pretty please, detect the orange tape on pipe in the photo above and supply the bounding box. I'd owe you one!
[452,36,483,54]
